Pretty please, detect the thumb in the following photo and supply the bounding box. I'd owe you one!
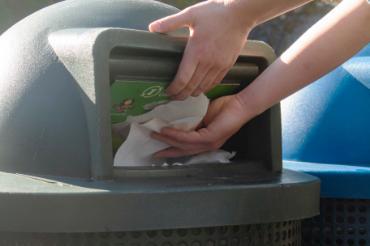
[149,10,192,33]
[203,96,233,125]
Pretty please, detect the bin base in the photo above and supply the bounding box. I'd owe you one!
[302,198,370,246]
[0,221,301,246]
[0,169,319,233]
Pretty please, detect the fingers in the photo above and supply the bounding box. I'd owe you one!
[154,147,208,159]
[151,127,224,158]
[150,12,238,100]
[150,97,247,158]
[168,41,236,99]
[149,10,192,33]
[168,53,230,99]
[151,131,200,150]
[165,42,199,97]
[172,63,211,100]
[149,1,249,101]
[192,67,222,96]
[168,48,234,99]
[203,54,237,93]
[205,68,229,92]
[151,129,213,158]
[152,128,206,146]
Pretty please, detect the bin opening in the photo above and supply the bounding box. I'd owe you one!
[108,44,281,175]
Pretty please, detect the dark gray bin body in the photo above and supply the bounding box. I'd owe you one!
[0,0,319,245]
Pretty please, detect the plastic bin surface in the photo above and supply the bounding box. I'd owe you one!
[283,44,370,199]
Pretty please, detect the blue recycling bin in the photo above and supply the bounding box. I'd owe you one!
[282,44,370,245]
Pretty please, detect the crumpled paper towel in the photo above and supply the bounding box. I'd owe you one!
[112,94,235,167]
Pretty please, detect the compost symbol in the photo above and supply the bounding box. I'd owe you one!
[141,86,163,98]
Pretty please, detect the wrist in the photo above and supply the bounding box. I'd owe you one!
[219,0,258,30]
[233,92,263,122]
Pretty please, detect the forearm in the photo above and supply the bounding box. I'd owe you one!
[224,0,313,28]
[237,0,370,117]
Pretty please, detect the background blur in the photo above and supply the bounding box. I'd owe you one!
[0,0,338,55]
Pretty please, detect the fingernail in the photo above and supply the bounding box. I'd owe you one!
[173,95,186,101]
[152,21,163,32]
[149,22,161,32]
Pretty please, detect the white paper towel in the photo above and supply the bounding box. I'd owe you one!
[113,94,235,167]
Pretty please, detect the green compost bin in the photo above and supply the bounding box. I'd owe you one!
[0,0,319,245]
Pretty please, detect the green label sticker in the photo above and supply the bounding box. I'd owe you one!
[141,85,164,98]
[111,80,240,124]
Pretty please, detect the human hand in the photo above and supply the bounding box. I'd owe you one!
[149,1,253,100]
[151,94,255,158]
